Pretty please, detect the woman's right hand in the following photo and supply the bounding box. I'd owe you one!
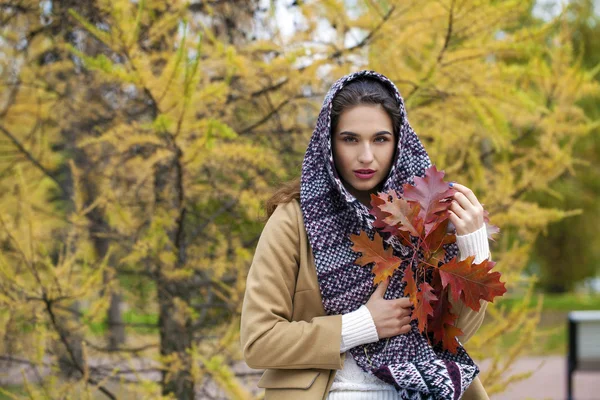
[365,278,413,339]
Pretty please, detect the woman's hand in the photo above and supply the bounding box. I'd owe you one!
[448,182,485,236]
[366,278,413,339]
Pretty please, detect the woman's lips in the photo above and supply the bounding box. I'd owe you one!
[354,171,376,179]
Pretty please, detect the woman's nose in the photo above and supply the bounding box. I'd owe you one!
[358,145,374,163]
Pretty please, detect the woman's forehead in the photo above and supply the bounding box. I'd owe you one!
[334,105,393,132]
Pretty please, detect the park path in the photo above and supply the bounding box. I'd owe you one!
[237,356,600,400]
[235,355,600,400]
[2,355,599,399]
[484,356,600,400]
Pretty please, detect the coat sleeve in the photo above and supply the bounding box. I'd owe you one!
[240,200,344,370]
[449,295,488,345]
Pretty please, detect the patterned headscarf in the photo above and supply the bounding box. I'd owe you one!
[300,70,479,399]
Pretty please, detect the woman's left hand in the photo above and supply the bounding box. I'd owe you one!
[448,183,484,236]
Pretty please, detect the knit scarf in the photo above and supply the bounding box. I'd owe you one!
[299,70,479,399]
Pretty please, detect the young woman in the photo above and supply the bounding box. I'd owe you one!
[240,70,491,400]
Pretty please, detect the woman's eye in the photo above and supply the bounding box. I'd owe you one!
[342,136,388,143]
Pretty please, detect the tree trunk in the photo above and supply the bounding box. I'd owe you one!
[107,292,126,349]
[154,158,194,399]
[158,281,194,398]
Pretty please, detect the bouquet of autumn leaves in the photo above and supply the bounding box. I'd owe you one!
[350,166,506,353]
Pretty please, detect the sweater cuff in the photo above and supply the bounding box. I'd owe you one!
[456,224,490,264]
[340,305,379,353]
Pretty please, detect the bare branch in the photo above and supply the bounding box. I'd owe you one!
[0,124,68,195]
[43,296,117,400]
[437,0,455,64]
[330,5,396,59]
[239,98,291,134]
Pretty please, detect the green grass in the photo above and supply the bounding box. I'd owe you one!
[87,309,158,335]
[493,292,600,356]
[499,292,600,312]
[496,323,567,356]
[0,386,27,399]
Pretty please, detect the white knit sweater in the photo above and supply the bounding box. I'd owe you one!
[327,224,490,399]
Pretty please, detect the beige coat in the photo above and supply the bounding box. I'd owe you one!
[240,199,490,400]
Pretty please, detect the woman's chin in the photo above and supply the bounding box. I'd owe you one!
[339,174,385,200]
[347,182,379,197]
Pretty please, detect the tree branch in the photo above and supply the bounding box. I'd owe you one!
[0,124,68,195]
[437,0,455,64]
[43,296,117,400]
[330,5,396,59]
[239,98,291,134]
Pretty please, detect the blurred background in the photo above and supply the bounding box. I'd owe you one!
[0,0,599,399]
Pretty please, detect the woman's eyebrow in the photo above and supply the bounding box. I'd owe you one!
[339,130,392,136]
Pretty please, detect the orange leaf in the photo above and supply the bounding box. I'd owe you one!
[412,282,437,332]
[422,218,454,262]
[351,164,505,354]
[379,191,423,237]
[370,192,403,236]
[403,166,455,230]
[402,266,418,306]
[439,256,507,312]
[427,287,464,354]
[350,231,402,285]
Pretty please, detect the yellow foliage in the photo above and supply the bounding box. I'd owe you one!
[1,0,599,397]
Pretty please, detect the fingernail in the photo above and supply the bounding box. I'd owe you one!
[449,182,454,188]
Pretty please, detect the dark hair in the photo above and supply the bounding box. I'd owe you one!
[263,176,301,222]
[264,77,402,219]
[330,77,402,142]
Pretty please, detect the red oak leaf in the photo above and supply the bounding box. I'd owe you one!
[350,231,402,285]
[402,266,418,306]
[439,324,463,353]
[483,209,500,241]
[369,192,391,230]
[485,222,500,240]
[403,166,455,233]
[423,208,453,237]
[412,282,437,332]
[379,190,423,237]
[370,192,401,235]
[396,229,414,248]
[439,256,507,312]
[423,218,455,262]
[427,287,464,354]
[349,164,506,353]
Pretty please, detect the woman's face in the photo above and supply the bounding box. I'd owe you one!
[331,104,396,208]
